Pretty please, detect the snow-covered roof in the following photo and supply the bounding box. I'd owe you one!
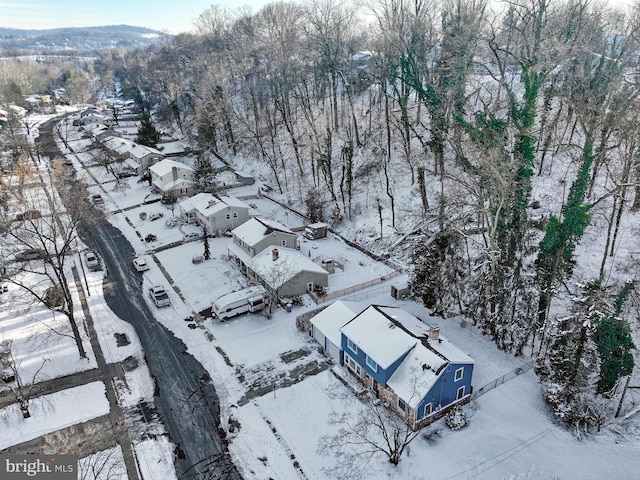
[376,306,474,364]
[387,343,447,409]
[231,217,295,247]
[340,306,418,369]
[310,300,367,348]
[341,305,473,371]
[129,143,162,160]
[248,247,328,288]
[178,193,255,217]
[102,136,138,156]
[149,159,193,177]
[156,140,188,155]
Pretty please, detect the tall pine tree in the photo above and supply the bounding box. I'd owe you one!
[137,112,161,148]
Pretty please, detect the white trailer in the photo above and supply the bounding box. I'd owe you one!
[212,285,267,321]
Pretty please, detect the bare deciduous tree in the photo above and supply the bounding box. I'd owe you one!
[0,339,48,418]
[318,389,420,479]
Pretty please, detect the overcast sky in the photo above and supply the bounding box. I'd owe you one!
[0,0,273,34]
[0,0,635,35]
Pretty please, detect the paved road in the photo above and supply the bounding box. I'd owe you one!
[87,210,241,480]
[37,117,241,480]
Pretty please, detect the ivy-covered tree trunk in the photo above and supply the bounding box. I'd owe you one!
[533,139,595,353]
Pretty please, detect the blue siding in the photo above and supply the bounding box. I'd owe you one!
[341,333,410,386]
[415,363,474,421]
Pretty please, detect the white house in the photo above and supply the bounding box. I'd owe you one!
[177,193,258,234]
[309,300,367,363]
[149,159,195,198]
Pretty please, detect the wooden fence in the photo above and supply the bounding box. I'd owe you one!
[308,270,402,305]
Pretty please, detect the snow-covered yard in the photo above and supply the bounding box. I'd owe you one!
[4,109,640,480]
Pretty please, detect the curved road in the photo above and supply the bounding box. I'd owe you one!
[39,117,242,480]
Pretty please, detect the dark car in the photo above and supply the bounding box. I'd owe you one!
[15,210,41,221]
[15,249,42,261]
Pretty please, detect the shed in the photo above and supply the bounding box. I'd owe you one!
[391,282,410,300]
[304,222,328,240]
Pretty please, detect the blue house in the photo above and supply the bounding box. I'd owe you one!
[339,305,474,430]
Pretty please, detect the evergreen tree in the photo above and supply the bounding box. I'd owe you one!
[203,227,211,260]
[593,281,635,394]
[410,230,465,316]
[193,152,216,193]
[137,112,161,148]
[536,281,602,431]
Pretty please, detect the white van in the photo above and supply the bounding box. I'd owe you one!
[212,285,267,321]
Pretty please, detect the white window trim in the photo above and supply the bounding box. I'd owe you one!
[347,338,358,354]
[456,386,465,400]
[454,367,464,382]
[424,403,432,417]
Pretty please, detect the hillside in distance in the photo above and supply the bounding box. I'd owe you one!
[0,25,168,56]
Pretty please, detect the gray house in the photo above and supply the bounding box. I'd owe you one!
[178,193,258,234]
[229,217,299,257]
[245,246,329,297]
[227,218,329,297]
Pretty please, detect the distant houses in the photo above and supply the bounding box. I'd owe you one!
[309,303,474,430]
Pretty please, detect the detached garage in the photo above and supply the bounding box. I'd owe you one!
[310,300,366,364]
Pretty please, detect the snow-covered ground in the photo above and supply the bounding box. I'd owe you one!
[3,110,639,480]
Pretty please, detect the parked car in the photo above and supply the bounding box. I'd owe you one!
[91,194,104,204]
[83,251,99,270]
[14,249,42,261]
[15,210,41,221]
[149,212,164,221]
[133,257,150,272]
[184,231,202,241]
[149,285,171,307]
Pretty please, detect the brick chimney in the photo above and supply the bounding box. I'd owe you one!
[272,248,279,261]
[428,325,440,342]
[172,166,178,181]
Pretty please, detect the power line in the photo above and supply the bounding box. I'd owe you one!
[444,427,554,480]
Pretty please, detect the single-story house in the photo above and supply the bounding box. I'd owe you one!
[229,217,298,257]
[177,193,258,234]
[149,159,196,198]
[309,300,367,363]
[340,305,474,430]
[242,246,329,297]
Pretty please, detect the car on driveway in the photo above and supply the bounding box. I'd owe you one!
[133,257,150,272]
[14,249,42,261]
[149,285,171,307]
[183,231,202,241]
[84,251,100,270]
